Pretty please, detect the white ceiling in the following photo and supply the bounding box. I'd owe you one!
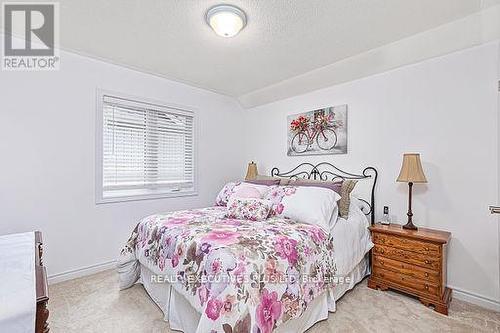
[3,0,499,105]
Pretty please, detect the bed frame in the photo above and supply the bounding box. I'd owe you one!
[270,162,378,225]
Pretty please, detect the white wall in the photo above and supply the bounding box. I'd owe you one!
[0,39,245,280]
[242,42,500,307]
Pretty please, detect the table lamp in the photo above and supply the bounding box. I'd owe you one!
[245,161,258,180]
[396,153,427,230]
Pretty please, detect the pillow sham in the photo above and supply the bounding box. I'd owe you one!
[278,178,292,186]
[289,179,343,194]
[232,185,262,199]
[226,198,271,221]
[254,174,278,181]
[233,182,271,198]
[339,180,358,218]
[254,174,291,186]
[244,179,280,186]
[265,186,341,232]
[215,182,239,206]
[264,185,294,216]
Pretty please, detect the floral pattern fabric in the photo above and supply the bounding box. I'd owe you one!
[263,186,297,216]
[227,198,271,221]
[215,182,240,206]
[120,206,338,333]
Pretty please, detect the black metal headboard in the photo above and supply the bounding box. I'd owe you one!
[270,162,378,225]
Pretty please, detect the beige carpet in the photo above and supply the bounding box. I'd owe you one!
[48,270,500,333]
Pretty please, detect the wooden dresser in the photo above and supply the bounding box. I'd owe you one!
[368,223,452,315]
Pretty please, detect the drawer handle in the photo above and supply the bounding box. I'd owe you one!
[424,247,429,251]
[424,260,430,264]
[380,260,384,266]
[380,249,385,254]
[425,285,429,290]
[425,272,429,278]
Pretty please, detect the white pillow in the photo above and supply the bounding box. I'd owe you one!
[329,205,340,232]
[279,186,341,232]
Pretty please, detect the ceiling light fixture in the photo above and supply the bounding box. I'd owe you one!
[206,4,247,38]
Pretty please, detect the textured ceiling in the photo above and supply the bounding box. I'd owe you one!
[2,0,496,101]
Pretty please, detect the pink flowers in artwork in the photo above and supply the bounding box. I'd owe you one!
[274,236,299,265]
[256,289,283,333]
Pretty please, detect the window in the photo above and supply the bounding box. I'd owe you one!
[96,91,196,203]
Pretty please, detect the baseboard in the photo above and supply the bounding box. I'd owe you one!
[450,286,500,312]
[48,260,116,285]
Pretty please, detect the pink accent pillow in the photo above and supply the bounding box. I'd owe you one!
[232,185,262,199]
[227,198,271,221]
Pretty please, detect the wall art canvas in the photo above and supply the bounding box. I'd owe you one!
[287,104,347,156]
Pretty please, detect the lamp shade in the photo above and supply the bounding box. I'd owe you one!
[245,161,258,180]
[396,153,427,183]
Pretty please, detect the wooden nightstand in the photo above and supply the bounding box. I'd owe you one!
[367,223,452,315]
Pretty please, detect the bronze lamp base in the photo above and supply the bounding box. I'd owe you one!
[403,182,418,230]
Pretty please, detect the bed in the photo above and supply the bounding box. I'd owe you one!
[117,162,378,333]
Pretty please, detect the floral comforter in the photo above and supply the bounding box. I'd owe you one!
[118,206,337,333]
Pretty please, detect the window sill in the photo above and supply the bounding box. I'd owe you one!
[96,189,198,204]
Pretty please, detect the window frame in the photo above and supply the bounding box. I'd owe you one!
[95,89,198,204]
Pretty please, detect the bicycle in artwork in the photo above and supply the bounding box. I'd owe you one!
[289,110,343,154]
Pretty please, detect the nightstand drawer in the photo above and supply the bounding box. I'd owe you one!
[373,255,439,283]
[373,244,440,270]
[372,233,440,256]
[372,267,439,297]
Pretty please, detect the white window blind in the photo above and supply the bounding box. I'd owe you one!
[98,94,196,202]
